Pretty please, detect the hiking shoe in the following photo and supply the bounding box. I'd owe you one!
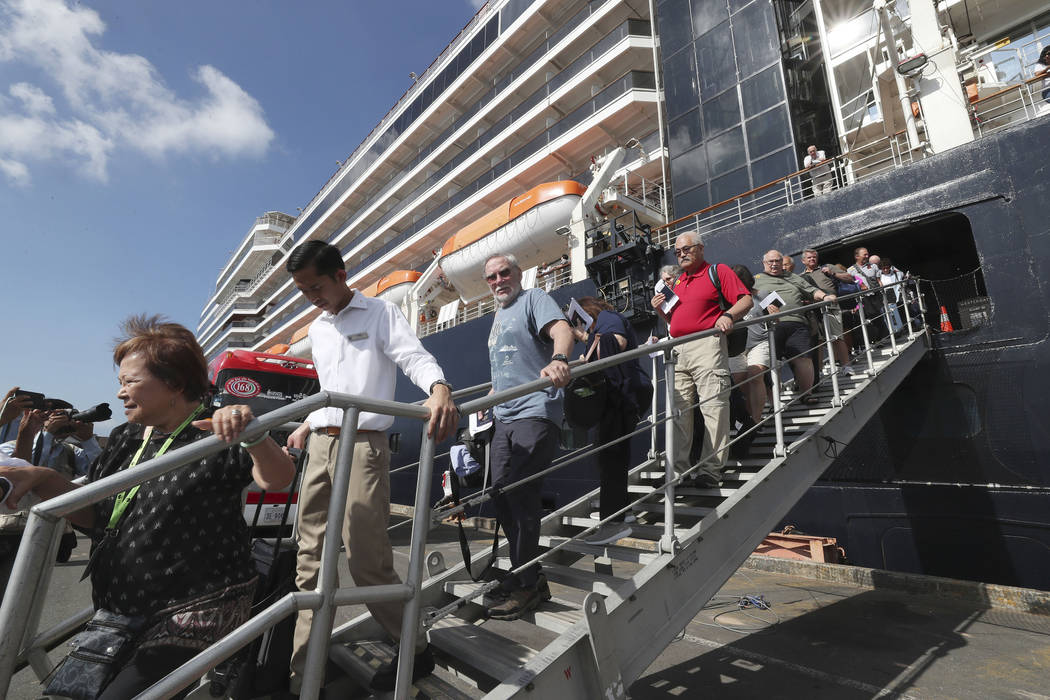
[487,584,545,620]
[584,521,632,546]
[370,644,436,691]
[688,472,721,489]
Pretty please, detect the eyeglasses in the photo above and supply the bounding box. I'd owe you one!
[674,244,698,257]
[763,259,783,266]
[485,267,513,282]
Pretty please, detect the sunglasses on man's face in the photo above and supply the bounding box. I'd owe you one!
[674,244,698,257]
[485,267,513,283]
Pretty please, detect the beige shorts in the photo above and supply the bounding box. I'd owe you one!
[729,341,771,374]
[818,307,844,340]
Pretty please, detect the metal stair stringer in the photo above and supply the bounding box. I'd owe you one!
[483,334,930,698]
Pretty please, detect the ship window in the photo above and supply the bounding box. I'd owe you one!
[745,104,791,159]
[695,22,737,100]
[702,88,741,135]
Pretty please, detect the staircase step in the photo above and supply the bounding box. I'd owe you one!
[539,560,632,593]
[328,641,478,699]
[429,616,536,689]
[631,502,713,518]
[558,517,687,546]
[540,535,658,563]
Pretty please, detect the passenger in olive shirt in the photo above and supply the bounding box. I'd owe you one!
[754,250,835,402]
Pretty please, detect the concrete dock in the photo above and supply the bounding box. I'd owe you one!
[9,523,1050,699]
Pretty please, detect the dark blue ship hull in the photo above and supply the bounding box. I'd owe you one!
[393,115,1050,591]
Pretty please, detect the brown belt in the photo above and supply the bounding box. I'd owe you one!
[314,426,380,437]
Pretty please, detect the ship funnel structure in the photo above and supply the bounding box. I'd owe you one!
[439,181,586,302]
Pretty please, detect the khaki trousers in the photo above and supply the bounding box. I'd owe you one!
[289,431,422,687]
[672,334,731,479]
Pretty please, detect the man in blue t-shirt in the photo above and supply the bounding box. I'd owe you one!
[483,252,573,620]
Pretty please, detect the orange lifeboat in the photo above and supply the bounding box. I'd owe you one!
[374,270,422,305]
[440,181,584,301]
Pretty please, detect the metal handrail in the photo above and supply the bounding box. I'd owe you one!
[0,279,925,700]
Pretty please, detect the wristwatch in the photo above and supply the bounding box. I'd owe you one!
[551,354,569,363]
[720,312,733,322]
[429,379,453,393]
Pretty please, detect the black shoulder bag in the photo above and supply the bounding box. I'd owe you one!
[707,264,749,357]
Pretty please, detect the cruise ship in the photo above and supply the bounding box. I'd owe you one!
[197,0,1050,591]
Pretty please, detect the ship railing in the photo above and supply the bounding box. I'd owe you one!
[424,278,930,628]
[0,281,926,700]
[970,74,1050,137]
[652,128,928,248]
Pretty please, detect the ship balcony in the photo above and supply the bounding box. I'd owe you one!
[340,66,660,284]
[207,212,295,306]
[247,72,662,353]
[321,19,655,263]
[286,0,646,246]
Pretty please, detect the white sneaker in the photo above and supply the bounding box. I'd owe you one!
[584,522,633,546]
[839,366,855,376]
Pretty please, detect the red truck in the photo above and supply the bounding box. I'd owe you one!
[208,349,318,533]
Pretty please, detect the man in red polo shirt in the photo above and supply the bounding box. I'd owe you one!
[651,232,753,487]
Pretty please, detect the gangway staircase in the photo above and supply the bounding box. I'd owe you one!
[326,332,928,698]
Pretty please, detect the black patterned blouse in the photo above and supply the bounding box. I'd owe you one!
[87,421,255,617]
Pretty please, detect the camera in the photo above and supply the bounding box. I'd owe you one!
[70,403,112,423]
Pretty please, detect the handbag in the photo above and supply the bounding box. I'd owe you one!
[44,608,147,700]
[564,335,608,430]
[707,264,748,357]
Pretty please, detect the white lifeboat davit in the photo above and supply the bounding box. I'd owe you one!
[439,181,585,302]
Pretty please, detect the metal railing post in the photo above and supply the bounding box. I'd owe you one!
[882,287,899,355]
[393,424,438,697]
[856,296,876,374]
[0,512,62,690]
[300,406,361,700]
[821,308,842,406]
[649,355,659,458]
[766,322,786,458]
[661,347,677,552]
[901,280,915,339]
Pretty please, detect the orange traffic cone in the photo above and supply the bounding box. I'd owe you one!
[939,306,954,332]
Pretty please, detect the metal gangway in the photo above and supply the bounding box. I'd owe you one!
[0,280,930,699]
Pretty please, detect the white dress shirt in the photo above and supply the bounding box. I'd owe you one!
[307,291,446,432]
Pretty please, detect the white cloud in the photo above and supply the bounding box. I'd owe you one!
[0,157,29,185]
[10,82,55,115]
[0,0,275,185]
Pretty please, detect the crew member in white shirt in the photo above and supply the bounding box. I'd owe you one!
[284,240,457,693]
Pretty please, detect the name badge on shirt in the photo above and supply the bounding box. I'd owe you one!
[347,332,369,341]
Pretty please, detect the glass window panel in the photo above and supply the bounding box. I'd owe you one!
[745,104,790,158]
[673,183,710,219]
[706,126,746,177]
[741,65,783,118]
[689,0,727,37]
[750,146,798,189]
[663,46,699,119]
[710,166,751,205]
[732,1,780,79]
[668,109,703,157]
[658,0,694,56]
[670,144,708,195]
[728,0,754,13]
[702,88,740,135]
[694,22,737,99]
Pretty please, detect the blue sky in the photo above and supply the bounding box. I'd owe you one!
[1,0,483,433]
